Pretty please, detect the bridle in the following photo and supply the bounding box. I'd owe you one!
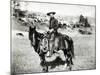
[39,35,49,54]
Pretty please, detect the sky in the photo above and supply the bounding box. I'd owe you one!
[18,1,95,18]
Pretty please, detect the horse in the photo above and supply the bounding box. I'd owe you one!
[29,26,44,53]
[44,31,74,70]
[29,26,74,72]
[29,26,49,72]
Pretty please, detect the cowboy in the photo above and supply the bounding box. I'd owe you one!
[47,12,58,36]
[46,12,59,56]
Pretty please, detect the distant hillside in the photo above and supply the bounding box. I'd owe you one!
[34,12,95,26]
[12,17,29,32]
[12,17,49,32]
[59,15,95,26]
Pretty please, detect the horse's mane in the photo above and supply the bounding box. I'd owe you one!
[34,29,44,40]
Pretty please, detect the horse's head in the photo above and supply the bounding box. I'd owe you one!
[39,36,48,54]
[31,29,49,55]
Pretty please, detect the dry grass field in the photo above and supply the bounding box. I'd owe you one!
[11,18,96,74]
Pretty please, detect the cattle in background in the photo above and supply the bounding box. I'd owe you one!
[16,33,24,37]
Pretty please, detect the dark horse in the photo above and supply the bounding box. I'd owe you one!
[29,26,49,72]
[29,26,74,72]
[29,26,44,54]
[45,31,74,70]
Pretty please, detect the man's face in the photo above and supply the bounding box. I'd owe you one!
[50,14,54,18]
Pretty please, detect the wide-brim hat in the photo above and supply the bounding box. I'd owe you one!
[47,12,56,16]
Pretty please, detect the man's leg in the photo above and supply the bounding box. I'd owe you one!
[53,37,59,52]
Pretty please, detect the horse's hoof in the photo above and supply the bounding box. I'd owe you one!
[43,70,48,72]
[69,68,72,71]
[43,68,47,72]
[68,65,72,71]
[42,67,48,72]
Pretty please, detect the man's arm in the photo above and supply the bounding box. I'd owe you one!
[54,19,58,30]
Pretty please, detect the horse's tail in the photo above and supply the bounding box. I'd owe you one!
[70,39,75,58]
[65,35,75,58]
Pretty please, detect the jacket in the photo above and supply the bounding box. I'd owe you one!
[49,17,58,30]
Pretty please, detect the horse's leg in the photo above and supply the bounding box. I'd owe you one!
[63,48,73,70]
[67,57,73,71]
[64,37,74,70]
[40,55,46,72]
[69,52,74,65]
[68,38,74,58]
[42,61,49,72]
[67,61,72,71]
[66,51,74,71]
[39,53,49,72]
[62,49,68,70]
[45,66,49,72]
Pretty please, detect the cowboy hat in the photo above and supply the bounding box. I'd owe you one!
[47,12,56,16]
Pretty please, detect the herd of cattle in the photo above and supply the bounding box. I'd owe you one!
[14,12,93,36]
